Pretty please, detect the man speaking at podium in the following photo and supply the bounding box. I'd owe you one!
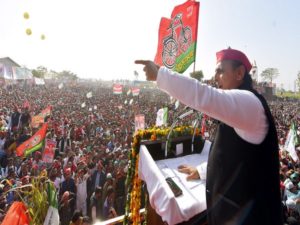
[135,48,283,225]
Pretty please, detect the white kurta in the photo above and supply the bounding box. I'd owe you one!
[157,67,269,180]
[157,67,268,145]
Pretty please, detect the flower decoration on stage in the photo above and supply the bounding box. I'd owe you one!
[124,125,200,225]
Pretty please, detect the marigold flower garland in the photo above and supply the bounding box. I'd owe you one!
[123,126,200,225]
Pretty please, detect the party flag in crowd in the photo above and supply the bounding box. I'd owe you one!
[135,114,145,132]
[16,123,48,157]
[175,100,180,109]
[31,106,52,128]
[42,139,57,163]
[1,202,31,225]
[43,183,59,225]
[129,99,134,105]
[131,87,140,96]
[34,77,45,85]
[81,102,86,108]
[127,89,131,95]
[156,107,168,126]
[284,122,300,162]
[113,84,123,94]
[86,91,93,98]
[154,0,200,73]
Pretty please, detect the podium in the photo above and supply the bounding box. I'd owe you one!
[138,136,210,225]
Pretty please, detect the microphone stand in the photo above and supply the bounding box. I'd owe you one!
[191,112,202,153]
[165,109,194,158]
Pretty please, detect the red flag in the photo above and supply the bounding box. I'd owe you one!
[31,106,52,128]
[113,84,123,94]
[155,0,200,73]
[16,123,48,157]
[1,202,31,225]
[131,87,140,96]
[42,139,56,163]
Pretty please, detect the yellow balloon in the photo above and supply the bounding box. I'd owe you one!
[23,12,30,19]
[26,28,32,35]
[40,34,46,40]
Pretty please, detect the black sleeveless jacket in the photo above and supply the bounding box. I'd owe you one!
[205,90,283,225]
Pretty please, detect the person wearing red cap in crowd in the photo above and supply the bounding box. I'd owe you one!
[136,48,283,225]
[32,151,44,172]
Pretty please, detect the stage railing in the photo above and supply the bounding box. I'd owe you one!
[94,208,145,225]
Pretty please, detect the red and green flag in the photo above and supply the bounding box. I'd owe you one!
[113,84,123,95]
[31,105,52,128]
[16,123,48,157]
[154,0,200,73]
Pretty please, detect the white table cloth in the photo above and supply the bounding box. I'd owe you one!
[138,140,211,225]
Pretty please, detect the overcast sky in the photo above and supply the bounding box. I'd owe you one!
[0,0,299,90]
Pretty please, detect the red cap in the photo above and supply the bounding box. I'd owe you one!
[64,167,71,175]
[216,48,252,73]
[21,175,30,184]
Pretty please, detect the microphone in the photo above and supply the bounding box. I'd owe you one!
[178,109,194,120]
[165,107,195,157]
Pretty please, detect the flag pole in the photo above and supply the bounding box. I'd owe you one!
[193,1,200,74]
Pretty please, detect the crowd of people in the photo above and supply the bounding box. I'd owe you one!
[0,79,299,224]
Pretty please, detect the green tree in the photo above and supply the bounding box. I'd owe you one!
[48,70,59,79]
[190,70,204,81]
[31,66,48,78]
[58,70,78,80]
[296,71,300,92]
[260,68,279,84]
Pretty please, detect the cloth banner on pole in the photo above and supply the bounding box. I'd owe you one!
[113,84,123,94]
[131,87,140,96]
[284,122,299,162]
[175,100,180,109]
[42,139,56,163]
[31,106,52,128]
[156,107,168,126]
[34,77,45,85]
[86,91,93,98]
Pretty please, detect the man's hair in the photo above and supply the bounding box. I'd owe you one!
[231,60,253,90]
